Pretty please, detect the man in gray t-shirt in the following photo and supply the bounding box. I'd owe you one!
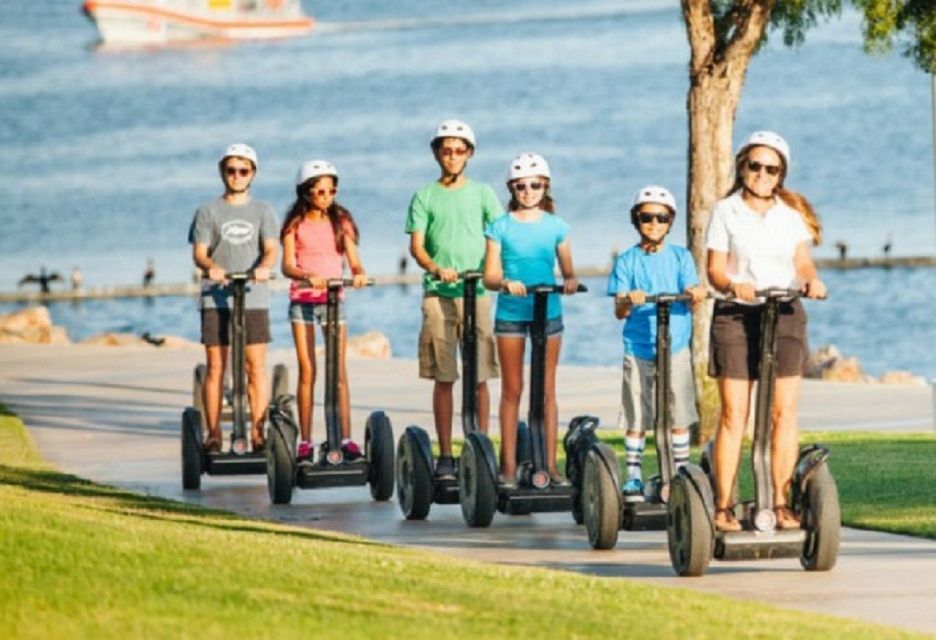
[189,143,278,454]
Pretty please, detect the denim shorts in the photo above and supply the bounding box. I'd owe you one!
[494,316,564,338]
[288,301,345,325]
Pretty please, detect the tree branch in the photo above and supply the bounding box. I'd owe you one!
[723,0,777,66]
[682,0,718,76]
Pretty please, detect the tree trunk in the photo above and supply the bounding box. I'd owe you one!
[681,0,775,442]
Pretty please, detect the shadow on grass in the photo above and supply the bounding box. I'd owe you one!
[0,463,386,548]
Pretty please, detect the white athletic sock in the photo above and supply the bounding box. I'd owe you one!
[625,433,645,480]
[673,431,691,469]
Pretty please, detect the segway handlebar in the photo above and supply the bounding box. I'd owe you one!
[294,277,375,291]
[642,292,697,304]
[528,283,588,295]
[200,269,276,282]
[429,270,483,282]
[726,287,826,302]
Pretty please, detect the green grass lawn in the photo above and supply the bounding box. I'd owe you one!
[0,406,923,639]
[578,431,936,540]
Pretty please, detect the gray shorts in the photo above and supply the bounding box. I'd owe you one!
[288,301,345,325]
[620,348,698,434]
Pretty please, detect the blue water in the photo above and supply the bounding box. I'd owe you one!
[1,1,935,378]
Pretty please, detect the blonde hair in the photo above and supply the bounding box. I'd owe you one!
[778,189,822,246]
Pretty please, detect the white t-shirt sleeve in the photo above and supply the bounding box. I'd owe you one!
[705,201,729,252]
[789,210,812,246]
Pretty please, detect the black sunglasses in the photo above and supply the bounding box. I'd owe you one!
[225,167,252,177]
[513,182,544,192]
[638,213,672,224]
[747,160,781,176]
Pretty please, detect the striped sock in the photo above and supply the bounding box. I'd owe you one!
[625,433,645,480]
[672,430,690,469]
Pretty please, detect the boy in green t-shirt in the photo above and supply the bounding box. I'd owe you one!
[404,119,502,480]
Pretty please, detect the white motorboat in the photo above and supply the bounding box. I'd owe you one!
[82,0,314,45]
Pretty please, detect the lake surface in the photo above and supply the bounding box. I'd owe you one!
[1,0,934,378]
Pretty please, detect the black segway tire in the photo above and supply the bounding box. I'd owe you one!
[366,411,395,501]
[583,444,621,550]
[267,420,295,505]
[396,429,433,520]
[181,408,203,490]
[800,464,841,571]
[667,474,713,577]
[459,435,497,528]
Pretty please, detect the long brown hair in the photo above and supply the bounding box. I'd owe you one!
[727,145,822,245]
[508,178,556,213]
[281,176,360,252]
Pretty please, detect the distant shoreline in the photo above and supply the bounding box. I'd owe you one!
[2,256,934,304]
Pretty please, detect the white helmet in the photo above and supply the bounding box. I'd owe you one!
[631,185,677,214]
[506,152,551,182]
[739,130,790,171]
[431,119,476,149]
[219,143,258,169]
[295,159,338,186]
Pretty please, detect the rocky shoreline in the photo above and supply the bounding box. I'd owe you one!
[0,306,926,385]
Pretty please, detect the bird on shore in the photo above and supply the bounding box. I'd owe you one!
[143,258,155,287]
[18,267,62,294]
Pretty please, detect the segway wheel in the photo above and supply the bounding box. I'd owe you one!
[582,445,621,550]
[272,363,289,402]
[667,474,713,577]
[800,464,841,571]
[366,411,395,501]
[267,420,295,505]
[181,408,203,490]
[516,421,533,466]
[396,430,433,520]
[459,436,496,528]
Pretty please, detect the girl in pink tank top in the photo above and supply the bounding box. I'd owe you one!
[280,160,368,461]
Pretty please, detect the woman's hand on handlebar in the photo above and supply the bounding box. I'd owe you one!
[253,266,271,282]
[502,279,527,297]
[686,285,707,305]
[562,277,580,295]
[728,282,757,302]
[306,275,328,290]
[207,267,226,282]
[803,277,827,299]
[351,273,369,289]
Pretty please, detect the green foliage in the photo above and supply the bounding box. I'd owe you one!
[702,0,935,71]
[856,0,936,70]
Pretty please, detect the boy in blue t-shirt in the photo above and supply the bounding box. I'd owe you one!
[606,185,706,498]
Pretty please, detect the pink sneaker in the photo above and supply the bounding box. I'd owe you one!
[297,440,313,460]
[341,440,363,461]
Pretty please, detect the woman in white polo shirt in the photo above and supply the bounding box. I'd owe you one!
[705,130,826,533]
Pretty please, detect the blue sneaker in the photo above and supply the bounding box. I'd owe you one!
[622,477,644,497]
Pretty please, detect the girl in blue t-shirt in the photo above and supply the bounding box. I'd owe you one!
[482,152,579,488]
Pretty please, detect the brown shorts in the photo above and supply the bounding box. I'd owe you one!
[201,308,271,347]
[708,299,807,380]
[418,294,499,383]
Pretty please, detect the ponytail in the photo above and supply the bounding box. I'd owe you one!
[778,188,822,245]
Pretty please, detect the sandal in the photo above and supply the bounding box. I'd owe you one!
[714,506,742,533]
[203,433,222,454]
[774,505,801,530]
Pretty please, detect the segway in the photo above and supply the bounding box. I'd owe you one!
[181,271,287,489]
[667,288,839,576]
[581,293,694,549]
[265,278,395,505]
[459,283,598,527]
[396,271,485,520]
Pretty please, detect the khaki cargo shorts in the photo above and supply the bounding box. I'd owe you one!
[620,348,698,433]
[418,294,499,383]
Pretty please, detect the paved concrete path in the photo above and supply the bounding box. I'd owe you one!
[1,344,934,634]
